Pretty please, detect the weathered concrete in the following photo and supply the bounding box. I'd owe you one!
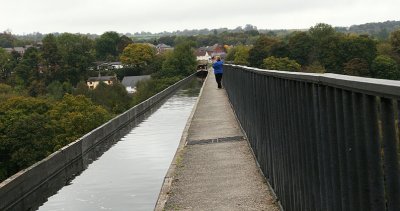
[157,71,280,211]
[0,74,195,211]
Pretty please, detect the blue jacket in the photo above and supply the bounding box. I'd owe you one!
[212,61,224,74]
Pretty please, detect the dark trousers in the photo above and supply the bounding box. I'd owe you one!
[215,73,223,88]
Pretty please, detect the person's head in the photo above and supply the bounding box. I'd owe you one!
[216,56,221,61]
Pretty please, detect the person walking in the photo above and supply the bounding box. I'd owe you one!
[212,56,224,89]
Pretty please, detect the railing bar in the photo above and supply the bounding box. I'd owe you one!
[319,85,334,210]
[381,98,400,211]
[313,84,327,211]
[353,93,370,210]
[334,88,350,210]
[326,87,342,211]
[342,91,360,210]
[364,95,386,210]
[281,79,293,210]
[296,81,309,210]
[289,80,301,210]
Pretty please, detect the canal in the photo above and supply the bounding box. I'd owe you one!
[36,79,202,211]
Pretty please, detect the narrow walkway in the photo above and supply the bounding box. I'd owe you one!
[162,72,280,211]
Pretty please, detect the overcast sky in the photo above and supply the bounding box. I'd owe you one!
[1,0,399,34]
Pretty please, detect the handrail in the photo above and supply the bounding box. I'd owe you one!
[224,64,400,211]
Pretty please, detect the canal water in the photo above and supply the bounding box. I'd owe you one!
[36,79,202,211]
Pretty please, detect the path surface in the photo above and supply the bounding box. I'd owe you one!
[162,71,280,211]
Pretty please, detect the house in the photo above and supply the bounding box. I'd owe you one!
[87,76,117,89]
[209,44,226,59]
[195,50,212,63]
[121,75,151,93]
[197,44,227,61]
[156,43,173,54]
[109,62,123,69]
[3,45,37,56]
[93,61,123,71]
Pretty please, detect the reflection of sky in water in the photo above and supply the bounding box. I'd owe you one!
[38,89,199,211]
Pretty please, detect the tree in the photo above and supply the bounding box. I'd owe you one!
[343,58,370,77]
[120,43,156,69]
[388,29,400,56]
[57,33,95,84]
[49,94,111,148]
[233,45,250,65]
[46,81,64,100]
[225,47,237,62]
[158,41,197,78]
[304,62,326,73]
[371,55,399,80]
[13,47,41,87]
[41,34,62,83]
[309,23,336,43]
[42,34,61,66]
[0,32,15,48]
[0,97,54,180]
[262,56,301,71]
[248,35,279,67]
[91,82,132,113]
[338,35,377,66]
[117,35,133,54]
[95,31,120,60]
[288,31,313,65]
[0,48,12,81]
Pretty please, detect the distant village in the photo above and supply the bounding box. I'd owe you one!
[5,42,228,94]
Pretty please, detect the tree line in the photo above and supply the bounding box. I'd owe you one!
[226,23,400,80]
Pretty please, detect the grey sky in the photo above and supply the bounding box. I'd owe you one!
[1,0,399,34]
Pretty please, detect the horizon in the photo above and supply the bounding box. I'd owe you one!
[6,19,399,36]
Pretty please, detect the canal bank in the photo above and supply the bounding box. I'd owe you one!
[156,71,280,210]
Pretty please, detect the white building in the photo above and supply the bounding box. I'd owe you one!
[121,75,151,93]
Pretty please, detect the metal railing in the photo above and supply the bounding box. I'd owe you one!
[223,65,400,211]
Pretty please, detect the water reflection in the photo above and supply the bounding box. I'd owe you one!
[13,79,202,211]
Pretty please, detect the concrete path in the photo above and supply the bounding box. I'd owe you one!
[159,72,280,211]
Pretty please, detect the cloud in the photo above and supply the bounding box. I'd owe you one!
[1,0,399,34]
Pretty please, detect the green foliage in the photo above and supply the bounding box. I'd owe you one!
[248,36,279,67]
[56,33,95,84]
[304,62,326,73]
[371,55,400,80]
[262,56,301,71]
[42,34,61,66]
[346,20,400,39]
[288,32,313,65]
[117,35,133,54]
[343,58,371,77]
[46,81,64,100]
[120,43,156,68]
[377,42,394,56]
[49,94,111,149]
[389,29,400,54]
[338,35,377,65]
[309,23,336,43]
[157,41,197,78]
[28,80,46,97]
[0,97,54,181]
[0,48,12,81]
[13,47,41,87]
[90,82,132,113]
[235,45,250,65]
[132,76,180,105]
[95,31,120,60]
[0,32,15,48]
